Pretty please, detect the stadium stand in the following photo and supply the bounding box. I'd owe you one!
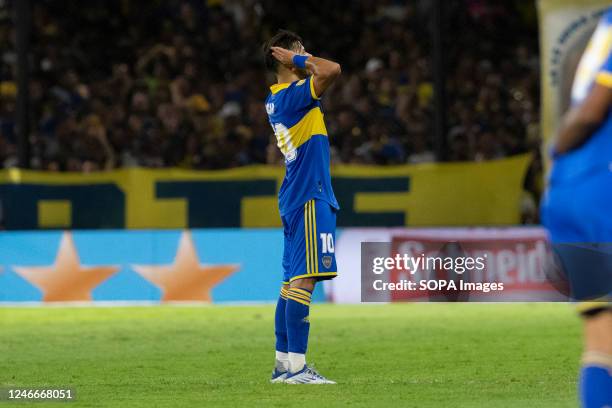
[0,0,539,174]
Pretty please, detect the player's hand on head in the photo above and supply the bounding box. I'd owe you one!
[271,46,297,67]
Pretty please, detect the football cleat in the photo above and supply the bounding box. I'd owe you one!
[270,368,288,383]
[284,365,336,384]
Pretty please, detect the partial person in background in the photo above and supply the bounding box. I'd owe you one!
[541,8,612,408]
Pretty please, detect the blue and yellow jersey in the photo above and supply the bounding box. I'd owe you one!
[265,76,339,216]
[551,7,612,183]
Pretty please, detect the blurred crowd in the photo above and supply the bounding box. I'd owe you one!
[0,0,540,174]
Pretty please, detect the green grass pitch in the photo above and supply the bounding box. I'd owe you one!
[0,303,580,407]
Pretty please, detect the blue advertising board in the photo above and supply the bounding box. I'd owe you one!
[0,229,327,303]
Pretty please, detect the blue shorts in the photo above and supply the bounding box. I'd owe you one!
[281,199,338,284]
[541,169,612,309]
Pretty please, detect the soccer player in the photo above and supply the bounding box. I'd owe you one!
[541,8,612,407]
[262,30,341,384]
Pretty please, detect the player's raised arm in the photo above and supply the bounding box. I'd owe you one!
[270,46,341,98]
[553,44,612,156]
[553,82,612,155]
[303,55,341,98]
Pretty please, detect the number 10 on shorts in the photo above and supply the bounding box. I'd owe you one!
[320,233,334,254]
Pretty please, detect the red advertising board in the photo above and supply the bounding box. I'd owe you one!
[388,229,563,301]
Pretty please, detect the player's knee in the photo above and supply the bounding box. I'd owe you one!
[290,277,316,292]
[583,309,612,354]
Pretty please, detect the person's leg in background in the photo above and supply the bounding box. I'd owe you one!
[543,179,612,407]
[579,306,612,408]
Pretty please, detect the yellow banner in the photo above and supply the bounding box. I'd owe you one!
[0,155,530,229]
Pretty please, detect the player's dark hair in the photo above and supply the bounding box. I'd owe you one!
[262,29,303,73]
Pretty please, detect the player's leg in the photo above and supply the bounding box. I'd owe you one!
[284,199,337,384]
[285,277,338,384]
[271,283,290,382]
[580,307,612,408]
[543,176,612,407]
[286,277,315,374]
[271,219,292,383]
[575,176,612,407]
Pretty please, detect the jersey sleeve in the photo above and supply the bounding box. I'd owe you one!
[284,76,320,111]
[596,14,612,88]
[596,49,612,88]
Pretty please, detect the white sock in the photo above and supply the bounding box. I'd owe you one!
[275,351,289,372]
[288,352,306,373]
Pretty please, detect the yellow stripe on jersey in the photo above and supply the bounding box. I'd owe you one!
[277,107,328,155]
[596,71,612,88]
[310,77,320,100]
[270,82,291,94]
[572,22,612,101]
[270,78,306,94]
